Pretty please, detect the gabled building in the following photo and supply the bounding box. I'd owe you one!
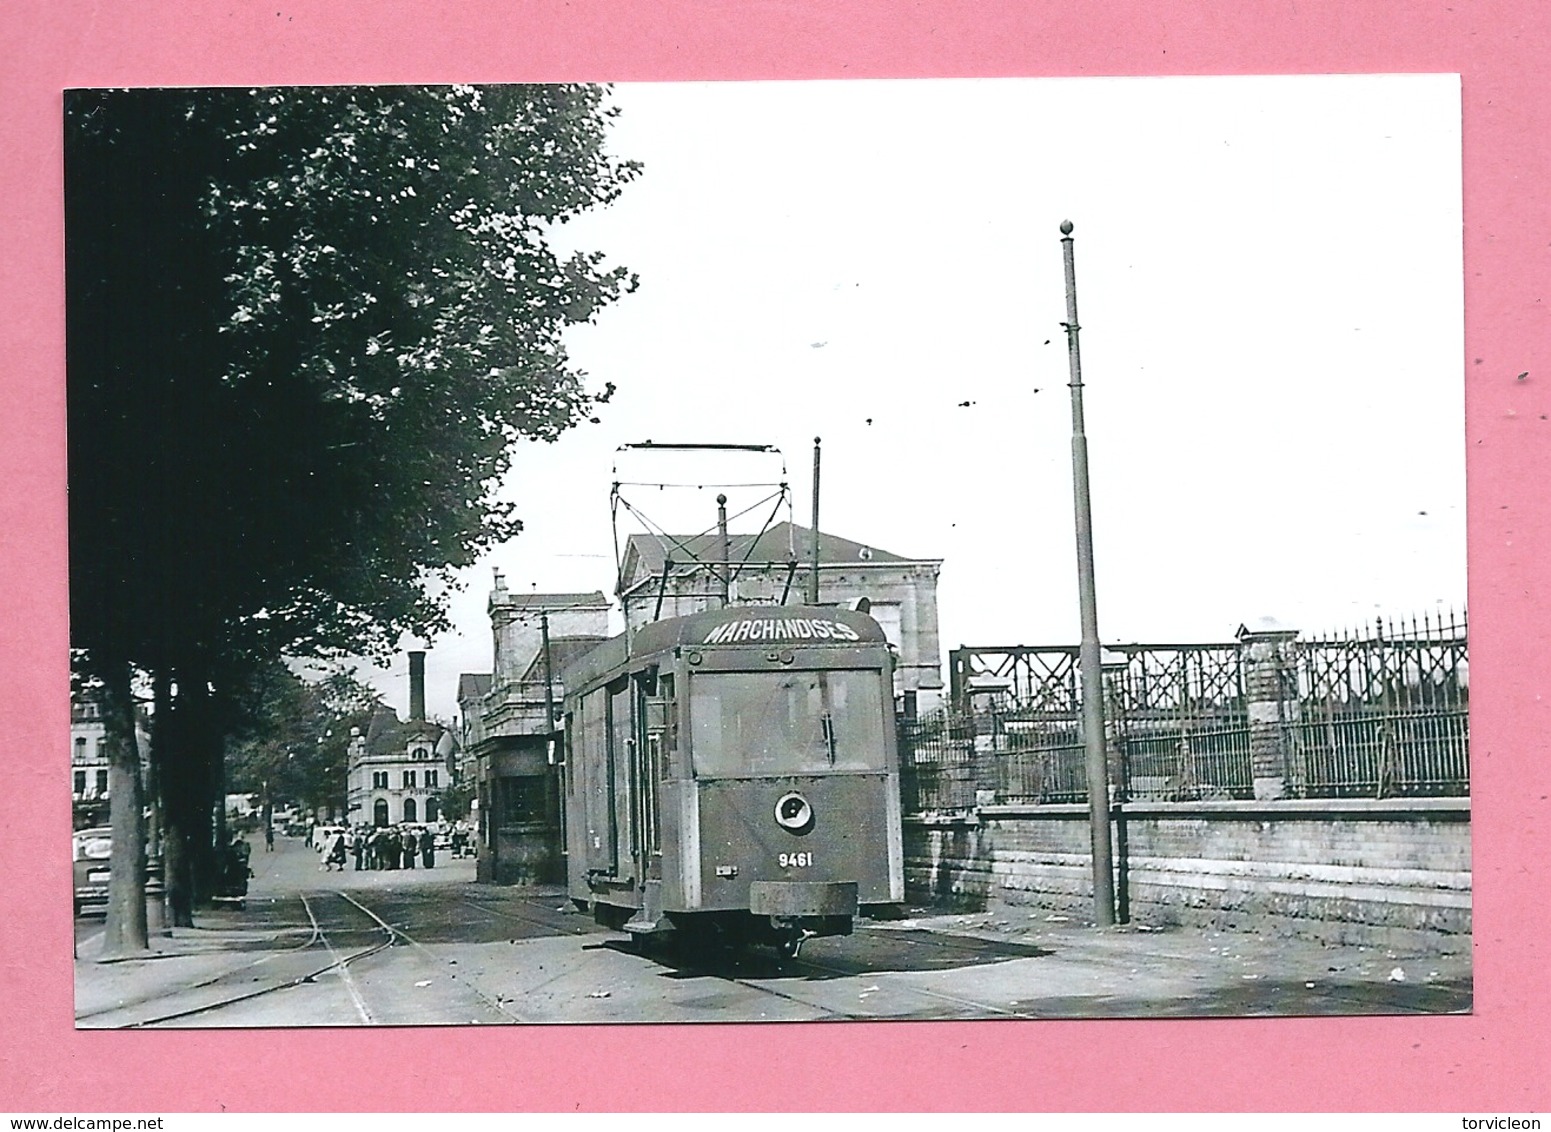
[618,521,945,712]
[456,672,492,768]
[459,579,611,883]
[345,652,456,828]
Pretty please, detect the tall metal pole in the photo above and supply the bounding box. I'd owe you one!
[1060,220,1116,927]
[540,609,556,733]
[808,437,822,605]
[716,493,731,608]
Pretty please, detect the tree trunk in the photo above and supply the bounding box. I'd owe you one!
[98,660,148,957]
[162,821,195,928]
[145,668,171,934]
[158,676,202,927]
[185,677,221,906]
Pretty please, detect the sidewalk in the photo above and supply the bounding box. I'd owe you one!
[868,907,1473,1016]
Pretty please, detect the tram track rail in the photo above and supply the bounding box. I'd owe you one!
[455,892,598,939]
[332,890,529,1024]
[81,868,1174,1026]
[74,912,319,1026]
[116,890,541,1028]
[608,915,1055,1022]
[95,892,395,1029]
[462,891,1051,1021]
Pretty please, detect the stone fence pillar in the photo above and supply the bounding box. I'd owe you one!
[970,690,1001,808]
[1237,621,1300,800]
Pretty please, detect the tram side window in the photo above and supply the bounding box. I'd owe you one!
[645,673,675,779]
[660,673,677,766]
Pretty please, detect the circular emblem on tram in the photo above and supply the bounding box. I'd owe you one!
[774,791,815,834]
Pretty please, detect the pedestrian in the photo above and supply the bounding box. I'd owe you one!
[402,827,417,869]
[264,824,274,852]
[223,835,252,897]
[326,829,347,872]
[385,827,401,870]
[353,827,366,870]
[421,828,435,869]
[451,826,466,859]
[368,827,384,870]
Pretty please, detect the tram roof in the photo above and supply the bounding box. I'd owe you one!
[561,605,889,692]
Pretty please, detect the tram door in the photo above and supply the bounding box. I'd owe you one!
[579,688,616,877]
[608,679,634,884]
[634,672,666,883]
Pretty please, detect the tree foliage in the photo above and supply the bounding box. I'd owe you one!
[66,84,637,942]
[225,664,380,816]
[68,84,638,671]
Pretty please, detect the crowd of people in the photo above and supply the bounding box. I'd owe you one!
[319,821,474,872]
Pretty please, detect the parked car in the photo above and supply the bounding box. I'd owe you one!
[72,826,113,916]
[311,824,347,852]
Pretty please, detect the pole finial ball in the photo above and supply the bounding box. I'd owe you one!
[1060,220,1074,236]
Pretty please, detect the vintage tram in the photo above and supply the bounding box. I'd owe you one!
[562,604,904,957]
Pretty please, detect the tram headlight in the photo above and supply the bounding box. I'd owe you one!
[774,791,814,834]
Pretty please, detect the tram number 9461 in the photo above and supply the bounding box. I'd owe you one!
[779,852,814,868]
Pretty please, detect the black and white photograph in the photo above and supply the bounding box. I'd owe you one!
[68,75,1469,1028]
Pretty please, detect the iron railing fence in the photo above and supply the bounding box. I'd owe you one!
[1288,708,1470,798]
[1290,610,1469,798]
[998,720,1084,804]
[904,612,1468,811]
[1120,719,1255,801]
[896,710,976,812]
[948,645,1081,715]
[1107,642,1251,801]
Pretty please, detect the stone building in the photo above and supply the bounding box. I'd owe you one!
[458,581,611,883]
[345,652,456,828]
[70,694,150,830]
[618,521,945,712]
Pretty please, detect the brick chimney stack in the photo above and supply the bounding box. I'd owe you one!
[409,651,426,722]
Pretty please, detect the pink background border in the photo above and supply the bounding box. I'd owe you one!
[3,0,1547,1112]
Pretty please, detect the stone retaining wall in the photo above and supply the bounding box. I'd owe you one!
[905,798,1470,954]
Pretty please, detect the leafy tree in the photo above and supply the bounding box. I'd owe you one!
[66,84,638,948]
[226,664,379,818]
[436,773,476,822]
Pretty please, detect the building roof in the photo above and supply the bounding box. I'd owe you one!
[363,706,403,752]
[492,590,610,610]
[518,635,608,682]
[362,705,445,757]
[623,522,933,591]
[458,673,493,703]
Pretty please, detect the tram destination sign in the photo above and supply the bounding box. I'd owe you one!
[701,616,866,645]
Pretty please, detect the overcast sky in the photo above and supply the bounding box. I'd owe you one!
[362,74,1465,721]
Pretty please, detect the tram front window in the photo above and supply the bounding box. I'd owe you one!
[689,670,887,776]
